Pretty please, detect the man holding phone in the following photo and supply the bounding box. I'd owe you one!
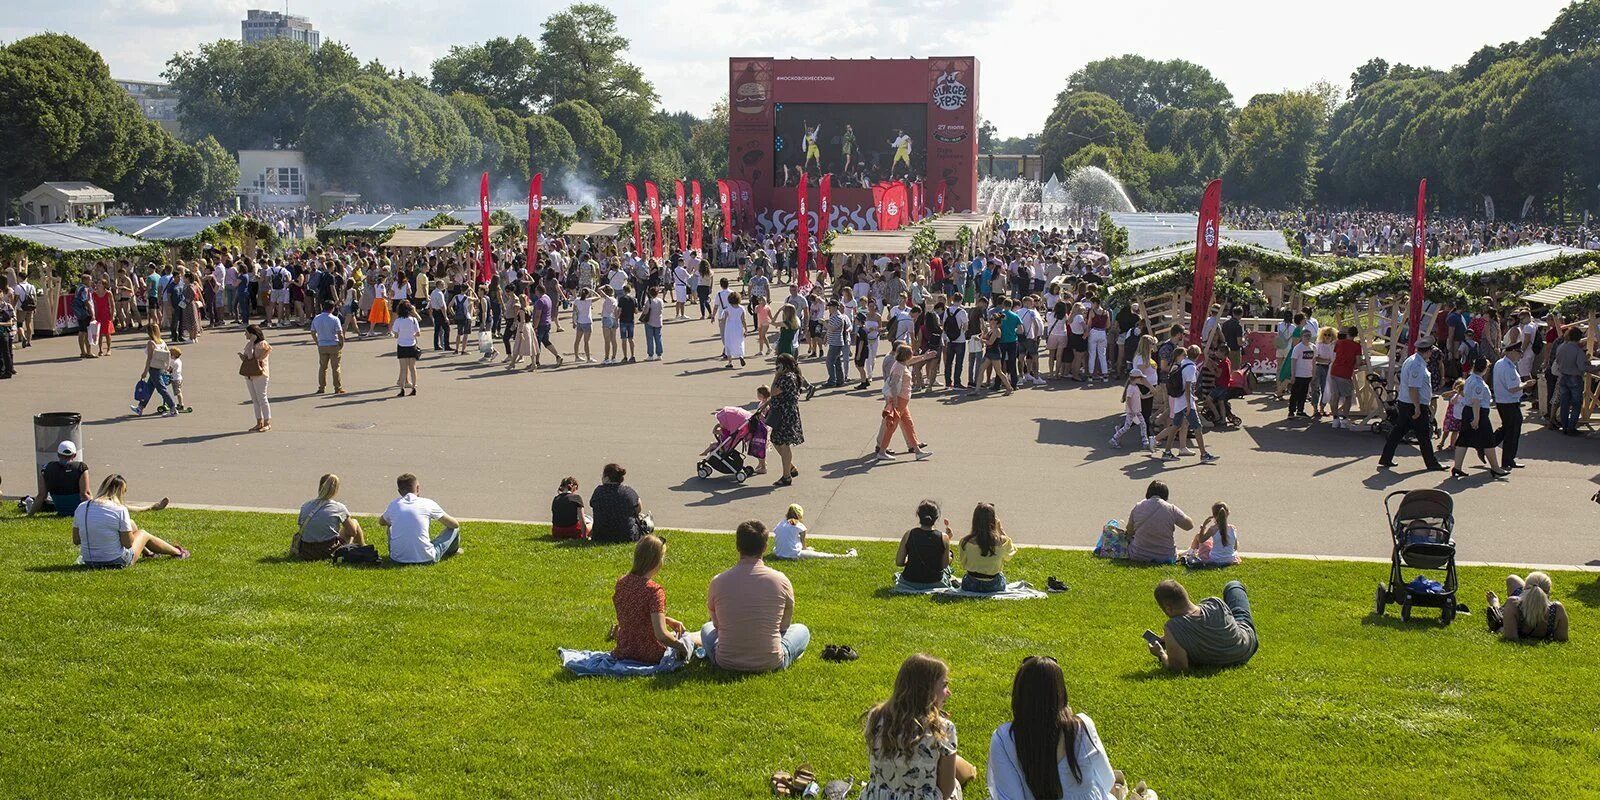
[1145,578,1258,672]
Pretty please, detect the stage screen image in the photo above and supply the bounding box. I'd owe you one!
[772,103,925,188]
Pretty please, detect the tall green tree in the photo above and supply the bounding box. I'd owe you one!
[524,113,578,176]
[1065,55,1233,123]
[163,38,357,152]
[1224,91,1327,207]
[430,36,541,112]
[1038,91,1144,181]
[193,134,240,205]
[302,75,478,203]
[549,99,621,182]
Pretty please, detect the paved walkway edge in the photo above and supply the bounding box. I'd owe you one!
[45,499,1595,574]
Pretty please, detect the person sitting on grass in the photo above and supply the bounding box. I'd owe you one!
[589,463,644,544]
[862,653,976,800]
[379,473,461,565]
[293,473,366,561]
[611,534,698,662]
[1125,480,1193,564]
[551,476,591,540]
[72,474,189,568]
[958,502,1016,593]
[897,499,954,589]
[1486,572,1569,643]
[699,520,809,671]
[987,655,1124,800]
[770,503,857,560]
[30,440,169,518]
[1145,578,1259,671]
[1179,502,1240,568]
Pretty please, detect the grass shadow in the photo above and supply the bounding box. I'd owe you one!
[1568,579,1600,608]
[23,563,96,574]
[1359,612,1451,631]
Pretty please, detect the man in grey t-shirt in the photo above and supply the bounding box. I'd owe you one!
[1147,578,1258,670]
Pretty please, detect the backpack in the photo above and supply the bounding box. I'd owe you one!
[271,269,286,291]
[331,543,381,565]
[452,294,469,324]
[1166,360,1189,395]
[942,309,963,340]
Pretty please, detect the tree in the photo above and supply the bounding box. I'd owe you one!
[535,4,657,113]
[1224,91,1327,207]
[302,75,478,203]
[1038,91,1144,179]
[164,38,352,152]
[1320,75,1444,205]
[1065,55,1233,122]
[430,36,541,112]
[549,99,621,182]
[524,113,578,176]
[686,98,728,180]
[193,134,240,205]
[978,117,998,150]
[1348,57,1390,97]
[1540,0,1600,55]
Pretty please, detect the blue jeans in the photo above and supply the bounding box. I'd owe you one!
[960,572,1006,593]
[1558,376,1583,433]
[427,527,461,563]
[138,368,176,412]
[826,344,847,385]
[1223,580,1260,658]
[645,324,663,357]
[698,621,810,670]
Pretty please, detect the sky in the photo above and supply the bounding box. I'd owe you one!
[0,0,1574,137]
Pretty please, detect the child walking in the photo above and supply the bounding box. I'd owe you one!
[1111,374,1152,451]
[158,346,192,413]
[1438,378,1466,451]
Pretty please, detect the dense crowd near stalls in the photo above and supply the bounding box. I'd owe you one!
[1223,205,1600,257]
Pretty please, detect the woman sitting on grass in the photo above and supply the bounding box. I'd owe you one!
[72,474,189,568]
[958,502,1016,593]
[770,504,857,560]
[611,534,697,663]
[1486,572,1569,643]
[987,656,1124,800]
[1179,502,1240,568]
[294,473,366,561]
[896,500,953,589]
[862,654,975,800]
[551,476,590,540]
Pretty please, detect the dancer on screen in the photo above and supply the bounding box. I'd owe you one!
[841,124,856,174]
[802,121,822,173]
[890,129,912,179]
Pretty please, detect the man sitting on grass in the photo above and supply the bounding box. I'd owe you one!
[1145,578,1258,671]
[380,473,461,565]
[699,520,810,671]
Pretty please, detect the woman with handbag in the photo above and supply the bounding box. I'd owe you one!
[239,324,273,432]
[129,324,179,418]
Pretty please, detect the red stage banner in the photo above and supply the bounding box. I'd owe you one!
[817,174,832,240]
[1187,179,1222,346]
[690,180,704,252]
[478,172,493,283]
[879,182,907,231]
[935,179,947,213]
[1407,179,1427,355]
[527,172,543,271]
[717,180,732,242]
[625,184,642,255]
[673,180,687,254]
[872,183,889,230]
[644,180,663,259]
[796,172,809,286]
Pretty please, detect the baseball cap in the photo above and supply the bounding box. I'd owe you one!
[57,441,78,457]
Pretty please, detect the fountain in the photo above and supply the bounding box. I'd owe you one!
[1063,166,1137,214]
[976,167,1136,229]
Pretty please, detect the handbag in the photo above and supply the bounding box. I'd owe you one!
[633,512,655,540]
[133,377,153,405]
[1093,519,1130,559]
[331,543,381,564]
[238,353,263,378]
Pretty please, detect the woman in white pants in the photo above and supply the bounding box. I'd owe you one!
[239,324,273,432]
[1086,300,1110,380]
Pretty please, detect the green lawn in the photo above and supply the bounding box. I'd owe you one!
[1,507,1596,799]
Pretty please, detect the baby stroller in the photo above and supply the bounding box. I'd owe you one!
[695,403,767,484]
[1374,489,1461,625]
[1365,369,1418,444]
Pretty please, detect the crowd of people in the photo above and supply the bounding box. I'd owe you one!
[1223,205,1599,259]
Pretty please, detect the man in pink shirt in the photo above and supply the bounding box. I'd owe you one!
[700,521,810,671]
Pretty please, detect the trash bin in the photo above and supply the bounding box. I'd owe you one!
[33,411,82,473]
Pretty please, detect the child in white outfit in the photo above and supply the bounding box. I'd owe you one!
[1110,376,1151,450]
[769,504,857,560]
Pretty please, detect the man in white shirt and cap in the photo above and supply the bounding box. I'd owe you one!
[1378,341,1445,472]
[1492,340,1533,469]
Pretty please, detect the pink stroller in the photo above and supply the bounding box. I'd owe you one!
[695,403,767,483]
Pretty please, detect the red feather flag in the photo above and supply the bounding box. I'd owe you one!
[526,173,543,271]
[625,184,642,256]
[673,180,687,254]
[717,180,732,242]
[690,180,703,252]
[644,180,663,259]
[1407,180,1428,355]
[477,172,493,283]
[796,172,810,287]
[1187,179,1222,346]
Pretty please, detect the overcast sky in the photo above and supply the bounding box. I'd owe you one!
[1,0,1572,136]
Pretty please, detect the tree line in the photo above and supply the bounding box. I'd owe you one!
[1032,0,1600,218]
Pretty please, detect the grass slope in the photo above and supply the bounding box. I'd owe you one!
[0,507,1596,799]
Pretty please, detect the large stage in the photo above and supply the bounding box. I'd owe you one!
[728,57,978,232]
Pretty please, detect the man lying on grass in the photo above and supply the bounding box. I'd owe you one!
[1145,578,1258,672]
[380,473,461,564]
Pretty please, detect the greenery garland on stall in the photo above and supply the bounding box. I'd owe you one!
[1459,252,1600,293]
[818,229,839,256]
[955,225,972,258]
[169,215,280,259]
[0,236,160,280]
[419,212,463,230]
[1302,262,1470,310]
[1553,291,1600,318]
[1098,212,1128,260]
[1106,263,1266,310]
[907,226,939,265]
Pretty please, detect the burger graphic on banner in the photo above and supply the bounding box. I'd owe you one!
[932,71,968,111]
[735,81,768,115]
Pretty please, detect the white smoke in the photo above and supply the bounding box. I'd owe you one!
[560,170,601,212]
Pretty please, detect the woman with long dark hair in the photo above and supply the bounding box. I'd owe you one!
[239,324,272,431]
[986,656,1118,799]
[392,300,421,397]
[957,502,1015,594]
[766,353,805,486]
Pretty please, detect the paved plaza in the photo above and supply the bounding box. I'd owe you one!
[3,311,1597,568]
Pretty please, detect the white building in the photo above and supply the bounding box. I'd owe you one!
[237,150,311,206]
[241,9,320,50]
[17,182,114,225]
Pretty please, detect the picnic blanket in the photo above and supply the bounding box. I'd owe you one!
[559,641,692,677]
[891,580,1049,600]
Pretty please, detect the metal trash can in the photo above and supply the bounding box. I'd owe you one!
[33,411,82,473]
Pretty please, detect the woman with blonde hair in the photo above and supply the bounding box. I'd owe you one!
[294,473,366,560]
[610,534,698,662]
[129,323,179,417]
[1486,572,1569,642]
[72,474,189,568]
[1311,325,1338,419]
[862,654,975,800]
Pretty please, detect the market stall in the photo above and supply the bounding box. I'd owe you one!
[0,223,158,335]
[1523,274,1600,425]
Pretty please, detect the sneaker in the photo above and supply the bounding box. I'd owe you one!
[875,450,896,461]
[1046,576,1070,593]
[130,404,143,416]
[914,447,932,461]
[1109,436,1121,448]
[1178,448,1195,456]
[1161,450,1177,461]
[1200,453,1220,464]
[844,548,859,557]
[1143,439,1154,452]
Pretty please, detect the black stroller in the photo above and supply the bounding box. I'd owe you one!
[1374,489,1462,625]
